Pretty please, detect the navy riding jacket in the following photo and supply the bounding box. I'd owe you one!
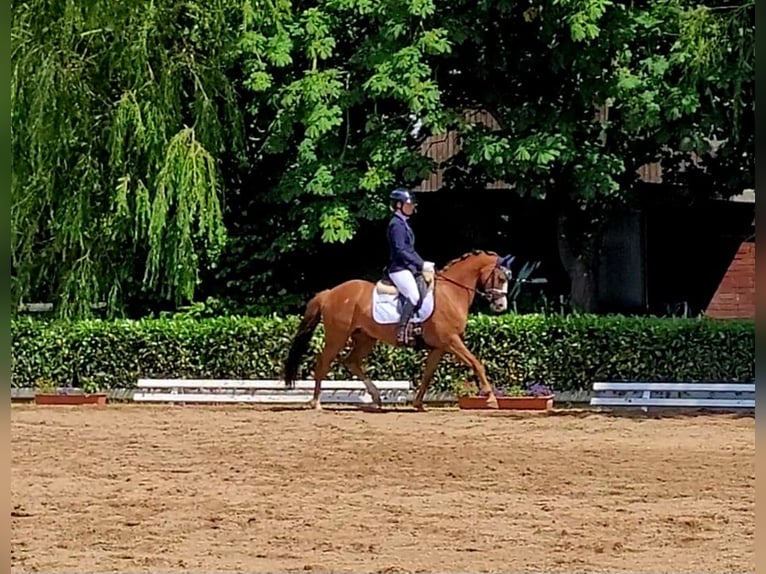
[387,213,425,274]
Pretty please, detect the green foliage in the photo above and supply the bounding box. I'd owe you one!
[211,0,753,312]
[12,0,245,317]
[12,315,754,393]
[443,0,753,204]
[431,0,754,310]
[232,0,450,262]
[12,0,754,317]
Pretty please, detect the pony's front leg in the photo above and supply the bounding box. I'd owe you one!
[445,334,498,409]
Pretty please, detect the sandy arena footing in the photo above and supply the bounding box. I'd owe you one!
[11,404,754,573]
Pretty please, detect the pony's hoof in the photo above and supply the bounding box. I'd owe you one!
[486,395,499,409]
[413,402,426,412]
[309,400,322,411]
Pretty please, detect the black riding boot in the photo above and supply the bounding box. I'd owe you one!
[396,298,417,345]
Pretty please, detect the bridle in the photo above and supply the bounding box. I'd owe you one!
[434,261,512,303]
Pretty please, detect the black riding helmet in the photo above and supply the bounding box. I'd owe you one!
[389,187,417,211]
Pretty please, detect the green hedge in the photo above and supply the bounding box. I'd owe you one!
[11,314,755,393]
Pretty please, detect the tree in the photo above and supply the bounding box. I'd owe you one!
[216,0,753,313]
[208,0,452,308]
[432,0,754,311]
[13,0,753,317]
[11,0,245,317]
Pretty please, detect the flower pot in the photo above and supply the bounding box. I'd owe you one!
[34,393,107,406]
[458,394,554,411]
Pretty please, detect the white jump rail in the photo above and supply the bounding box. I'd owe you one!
[590,381,755,410]
[133,379,412,405]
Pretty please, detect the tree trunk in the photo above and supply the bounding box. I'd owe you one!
[556,213,600,313]
[566,255,598,312]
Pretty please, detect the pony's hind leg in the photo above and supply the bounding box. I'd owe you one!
[343,331,380,408]
[310,325,350,410]
[412,348,445,411]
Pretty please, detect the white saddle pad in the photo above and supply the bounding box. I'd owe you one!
[372,289,435,325]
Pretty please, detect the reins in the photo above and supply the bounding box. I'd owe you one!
[431,253,513,303]
[434,271,495,302]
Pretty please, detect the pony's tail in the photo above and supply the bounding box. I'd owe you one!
[283,290,328,388]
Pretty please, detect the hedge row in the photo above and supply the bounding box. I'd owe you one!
[11,314,755,393]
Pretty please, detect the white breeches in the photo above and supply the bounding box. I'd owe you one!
[389,270,420,306]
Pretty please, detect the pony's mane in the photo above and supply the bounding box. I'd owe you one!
[441,249,499,271]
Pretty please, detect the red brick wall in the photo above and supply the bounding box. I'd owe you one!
[705,240,755,319]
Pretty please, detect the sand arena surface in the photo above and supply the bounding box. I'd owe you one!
[11,404,754,573]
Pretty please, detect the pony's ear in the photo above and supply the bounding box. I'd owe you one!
[499,254,515,268]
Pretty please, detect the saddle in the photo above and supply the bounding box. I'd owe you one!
[374,269,435,296]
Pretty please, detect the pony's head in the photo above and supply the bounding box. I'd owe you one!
[440,250,515,312]
[479,253,514,312]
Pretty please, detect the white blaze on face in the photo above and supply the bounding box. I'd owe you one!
[492,277,509,312]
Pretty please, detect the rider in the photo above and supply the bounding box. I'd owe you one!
[387,187,432,345]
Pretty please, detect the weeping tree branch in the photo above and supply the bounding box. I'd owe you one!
[11,0,245,318]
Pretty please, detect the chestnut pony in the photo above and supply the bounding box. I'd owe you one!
[283,250,513,410]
